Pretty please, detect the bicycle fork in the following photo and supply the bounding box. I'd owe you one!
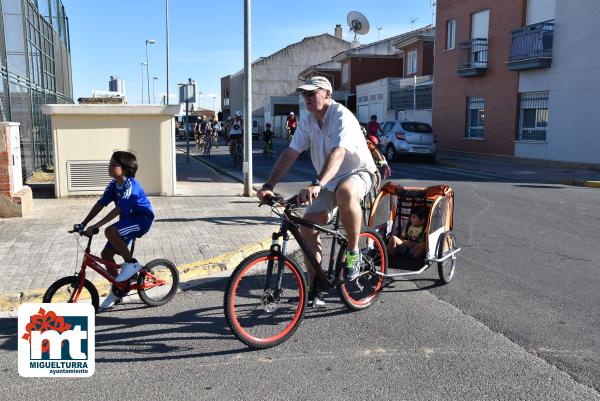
[264,232,290,302]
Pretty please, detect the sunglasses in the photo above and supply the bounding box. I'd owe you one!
[301,89,320,97]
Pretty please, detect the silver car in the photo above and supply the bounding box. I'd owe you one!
[378,121,438,162]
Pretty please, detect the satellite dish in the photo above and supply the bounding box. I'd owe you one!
[347,11,370,47]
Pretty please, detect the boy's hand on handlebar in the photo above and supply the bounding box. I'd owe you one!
[84,225,99,236]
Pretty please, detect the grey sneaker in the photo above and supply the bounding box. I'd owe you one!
[343,251,362,282]
[99,289,121,311]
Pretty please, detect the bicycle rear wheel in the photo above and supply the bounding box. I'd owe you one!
[337,228,388,310]
[137,259,179,306]
[224,250,307,349]
[43,276,99,313]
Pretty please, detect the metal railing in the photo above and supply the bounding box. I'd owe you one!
[509,20,554,62]
[390,82,433,111]
[458,38,488,70]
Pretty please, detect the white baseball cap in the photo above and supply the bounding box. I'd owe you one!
[296,76,333,93]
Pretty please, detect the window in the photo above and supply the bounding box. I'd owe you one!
[382,122,395,133]
[518,91,549,141]
[342,63,349,84]
[401,122,433,133]
[406,50,417,75]
[466,97,485,138]
[446,19,456,50]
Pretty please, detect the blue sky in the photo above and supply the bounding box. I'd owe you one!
[62,0,435,109]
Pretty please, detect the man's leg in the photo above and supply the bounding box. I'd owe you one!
[335,180,362,250]
[298,212,329,286]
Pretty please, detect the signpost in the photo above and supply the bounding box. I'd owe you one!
[179,79,196,163]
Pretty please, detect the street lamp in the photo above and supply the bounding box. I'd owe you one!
[165,0,170,105]
[145,39,156,104]
[140,62,147,104]
[153,77,158,104]
[212,96,216,118]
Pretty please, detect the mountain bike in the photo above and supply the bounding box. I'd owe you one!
[43,226,179,312]
[224,195,388,349]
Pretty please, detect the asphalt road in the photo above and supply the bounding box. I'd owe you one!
[0,139,598,400]
[182,138,600,392]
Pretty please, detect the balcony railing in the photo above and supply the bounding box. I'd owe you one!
[507,20,554,71]
[458,38,488,77]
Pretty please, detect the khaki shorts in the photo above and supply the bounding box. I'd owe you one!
[305,170,373,221]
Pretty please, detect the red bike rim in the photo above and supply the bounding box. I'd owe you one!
[229,256,304,344]
[341,232,386,306]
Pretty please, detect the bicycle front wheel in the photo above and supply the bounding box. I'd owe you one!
[337,228,388,310]
[224,251,307,349]
[43,276,100,313]
[137,259,179,306]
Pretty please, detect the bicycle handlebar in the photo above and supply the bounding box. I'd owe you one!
[259,194,298,208]
[69,225,99,236]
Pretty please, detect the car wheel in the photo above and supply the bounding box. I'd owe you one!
[386,145,397,162]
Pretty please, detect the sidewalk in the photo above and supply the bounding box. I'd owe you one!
[0,152,277,311]
[437,150,600,185]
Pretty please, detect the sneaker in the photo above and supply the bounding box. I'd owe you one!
[99,289,121,310]
[307,287,326,308]
[343,251,362,282]
[115,261,142,282]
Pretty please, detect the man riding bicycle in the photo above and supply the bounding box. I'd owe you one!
[286,111,297,143]
[257,76,378,308]
[228,111,243,157]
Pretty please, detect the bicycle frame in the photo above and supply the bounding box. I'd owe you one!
[73,234,165,299]
[267,205,349,292]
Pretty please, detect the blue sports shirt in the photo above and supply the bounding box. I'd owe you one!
[98,178,154,218]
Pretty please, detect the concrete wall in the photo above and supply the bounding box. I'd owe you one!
[43,105,180,197]
[356,78,398,123]
[227,34,350,118]
[516,0,600,164]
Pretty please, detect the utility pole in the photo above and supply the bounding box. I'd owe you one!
[243,0,253,196]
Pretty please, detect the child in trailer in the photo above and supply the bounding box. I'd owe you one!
[387,205,428,258]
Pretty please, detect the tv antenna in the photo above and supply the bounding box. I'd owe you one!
[347,11,370,48]
[410,17,419,26]
[377,26,383,40]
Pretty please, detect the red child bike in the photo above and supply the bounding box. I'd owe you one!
[43,225,179,312]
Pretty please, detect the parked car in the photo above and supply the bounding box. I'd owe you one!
[378,121,438,162]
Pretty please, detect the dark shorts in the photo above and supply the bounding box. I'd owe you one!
[104,215,153,250]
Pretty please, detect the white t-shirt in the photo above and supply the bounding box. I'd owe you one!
[289,100,377,191]
[229,119,243,136]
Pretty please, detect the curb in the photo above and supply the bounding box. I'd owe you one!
[0,234,273,313]
[559,179,600,188]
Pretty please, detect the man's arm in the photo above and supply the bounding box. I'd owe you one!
[316,147,346,187]
[257,147,300,200]
[263,147,300,188]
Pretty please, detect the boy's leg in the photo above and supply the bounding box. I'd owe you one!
[411,242,426,258]
[100,247,118,275]
[105,225,134,262]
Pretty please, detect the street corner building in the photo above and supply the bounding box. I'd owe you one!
[433,0,600,165]
[0,0,73,178]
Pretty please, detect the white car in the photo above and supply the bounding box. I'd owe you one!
[378,121,438,162]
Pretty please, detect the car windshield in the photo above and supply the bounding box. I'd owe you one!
[401,122,433,133]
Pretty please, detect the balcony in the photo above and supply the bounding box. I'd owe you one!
[507,20,555,71]
[457,38,488,77]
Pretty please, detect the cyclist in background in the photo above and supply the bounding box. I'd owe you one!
[286,111,297,143]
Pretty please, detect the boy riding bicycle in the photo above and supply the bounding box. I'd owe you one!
[77,151,154,310]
